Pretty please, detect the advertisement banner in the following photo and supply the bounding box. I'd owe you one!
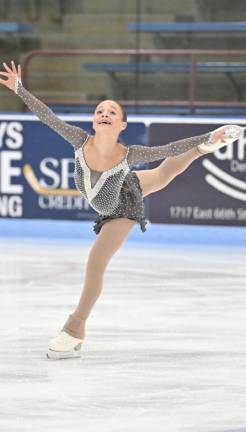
[0,116,146,220]
[148,123,246,226]
[1,116,245,226]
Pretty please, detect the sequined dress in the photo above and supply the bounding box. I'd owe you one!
[15,80,212,234]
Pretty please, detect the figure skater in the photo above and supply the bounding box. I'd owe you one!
[0,61,244,359]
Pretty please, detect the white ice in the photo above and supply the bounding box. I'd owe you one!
[0,237,246,432]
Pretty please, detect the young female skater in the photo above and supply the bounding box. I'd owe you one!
[0,61,244,359]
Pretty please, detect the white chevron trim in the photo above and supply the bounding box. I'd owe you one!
[76,147,130,201]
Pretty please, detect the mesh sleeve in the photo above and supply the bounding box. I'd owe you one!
[127,132,212,167]
[15,79,87,149]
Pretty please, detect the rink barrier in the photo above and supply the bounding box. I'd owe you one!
[0,218,245,248]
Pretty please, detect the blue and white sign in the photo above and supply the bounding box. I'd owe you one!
[148,122,246,226]
[0,115,146,220]
[1,114,245,226]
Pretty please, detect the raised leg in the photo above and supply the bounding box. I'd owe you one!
[134,147,202,198]
[62,218,136,339]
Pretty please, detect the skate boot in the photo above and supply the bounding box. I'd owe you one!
[47,331,83,359]
[198,125,245,154]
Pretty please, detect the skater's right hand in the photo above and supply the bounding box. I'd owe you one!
[0,61,22,92]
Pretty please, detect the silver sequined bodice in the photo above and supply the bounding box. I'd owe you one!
[74,136,130,214]
[15,80,217,216]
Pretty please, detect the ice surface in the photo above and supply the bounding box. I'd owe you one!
[0,238,246,432]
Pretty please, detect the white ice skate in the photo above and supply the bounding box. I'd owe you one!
[198,125,245,154]
[47,331,83,359]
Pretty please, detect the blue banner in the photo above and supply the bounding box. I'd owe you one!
[1,115,245,226]
[148,123,246,226]
[0,116,146,220]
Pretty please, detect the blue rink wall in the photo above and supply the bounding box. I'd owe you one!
[0,218,245,248]
[0,113,246,230]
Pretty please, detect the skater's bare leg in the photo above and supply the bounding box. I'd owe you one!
[63,218,136,339]
[62,148,201,339]
[134,147,201,197]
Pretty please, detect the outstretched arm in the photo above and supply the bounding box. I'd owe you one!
[127,131,212,166]
[127,124,244,167]
[0,61,87,149]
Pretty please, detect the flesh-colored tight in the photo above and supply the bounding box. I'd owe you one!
[62,147,202,339]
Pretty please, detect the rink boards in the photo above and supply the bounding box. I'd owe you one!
[0,113,245,226]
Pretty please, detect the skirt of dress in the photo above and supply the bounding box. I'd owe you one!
[93,171,149,235]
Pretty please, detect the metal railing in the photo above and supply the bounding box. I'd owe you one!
[22,48,246,115]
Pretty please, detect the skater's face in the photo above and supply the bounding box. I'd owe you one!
[93,100,127,136]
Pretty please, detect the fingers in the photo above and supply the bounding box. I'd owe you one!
[0,61,21,91]
[18,63,21,78]
[11,60,17,74]
[3,61,20,75]
[3,62,12,73]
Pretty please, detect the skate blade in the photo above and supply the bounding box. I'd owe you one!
[46,349,81,360]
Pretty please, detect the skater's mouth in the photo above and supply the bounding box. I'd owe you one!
[98,120,112,125]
